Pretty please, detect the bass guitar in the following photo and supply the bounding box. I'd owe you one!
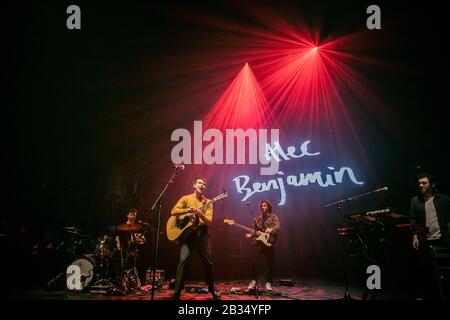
[223,218,273,247]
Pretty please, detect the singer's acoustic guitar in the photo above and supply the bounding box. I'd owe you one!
[166,191,228,242]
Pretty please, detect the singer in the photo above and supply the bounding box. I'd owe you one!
[169,176,221,300]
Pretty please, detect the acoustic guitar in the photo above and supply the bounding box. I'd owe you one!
[166,191,228,242]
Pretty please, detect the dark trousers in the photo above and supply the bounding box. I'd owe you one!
[174,227,215,292]
[252,243,275,284]
[414,239,447,299]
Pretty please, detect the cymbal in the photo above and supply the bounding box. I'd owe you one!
[116,224,142,231]
[61,226,84,233]
[62,226,77,230]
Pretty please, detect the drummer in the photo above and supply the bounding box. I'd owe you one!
[115,208,146,275]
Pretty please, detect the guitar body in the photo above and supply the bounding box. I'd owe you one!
[166,213,199,242]
[166,191,228,242]
[254,231,272,247]
[223,218,275,247]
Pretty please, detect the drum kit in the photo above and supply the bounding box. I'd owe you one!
[48,222,148,294]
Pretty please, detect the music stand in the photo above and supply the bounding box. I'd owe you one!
[325,188,387,300]
[148,166,183,300]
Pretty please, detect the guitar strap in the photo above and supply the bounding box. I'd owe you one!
[258,215,267,231]
[262,215,268,228]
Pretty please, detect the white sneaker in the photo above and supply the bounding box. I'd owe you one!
[265,282,272,291]
[247,280,256,290]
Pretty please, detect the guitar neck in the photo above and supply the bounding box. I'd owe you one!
[230,223,255,233]
[200,197,220,211]
[197,192,227,213]
[200,200,212,212]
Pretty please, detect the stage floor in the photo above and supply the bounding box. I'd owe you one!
[6,279,373,300]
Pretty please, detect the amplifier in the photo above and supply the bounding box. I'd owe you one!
[278,279,295,286]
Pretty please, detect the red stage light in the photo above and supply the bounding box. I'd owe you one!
[203,62,269,130]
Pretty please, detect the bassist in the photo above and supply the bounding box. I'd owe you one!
[245,200,280,292]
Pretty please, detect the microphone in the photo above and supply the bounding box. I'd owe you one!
[245,202,257,225]
[172,164,185,171]
[374,186,388,193]
[138,220,151,226]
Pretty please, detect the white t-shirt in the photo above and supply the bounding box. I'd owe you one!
[425,196,441,240]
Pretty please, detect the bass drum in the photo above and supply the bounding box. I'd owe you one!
[66,254,98,291]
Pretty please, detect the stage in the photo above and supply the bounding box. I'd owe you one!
[7,279,388,301]
[5,1,450,306]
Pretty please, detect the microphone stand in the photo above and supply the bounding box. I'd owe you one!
[324,187,387,300]
[246,203,260,299]
[149,167,183,300]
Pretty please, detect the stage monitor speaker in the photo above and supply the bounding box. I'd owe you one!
[279,279,295,286]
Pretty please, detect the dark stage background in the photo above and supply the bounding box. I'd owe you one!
[4,0,450,291]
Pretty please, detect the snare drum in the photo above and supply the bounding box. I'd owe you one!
[66,254,98,290]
